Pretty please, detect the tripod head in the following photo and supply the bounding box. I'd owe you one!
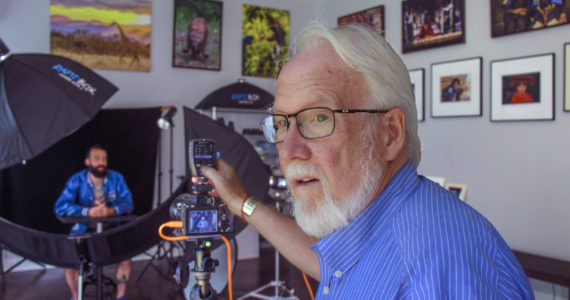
[189,239,219,300]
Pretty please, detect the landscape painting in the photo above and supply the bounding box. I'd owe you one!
[50,0,152,72]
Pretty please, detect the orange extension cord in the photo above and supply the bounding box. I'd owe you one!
[302,271,315,300]
[159,221,234,300]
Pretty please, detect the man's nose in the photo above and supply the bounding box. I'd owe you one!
[277,120,310,162]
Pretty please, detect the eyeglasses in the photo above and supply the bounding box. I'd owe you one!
[261,107,389,144]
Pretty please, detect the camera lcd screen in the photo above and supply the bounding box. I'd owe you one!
[188,209,218,233]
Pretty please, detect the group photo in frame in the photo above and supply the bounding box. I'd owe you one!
[564,43,570,111]
[172,0,223,71]
[409,68,425,121]
[490,0,570,38]
[402,0,465,53]
[490,53,554,121]
[431,57,482,118]
[338,5,385,36]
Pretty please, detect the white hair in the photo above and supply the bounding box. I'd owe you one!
[289,21,421,167]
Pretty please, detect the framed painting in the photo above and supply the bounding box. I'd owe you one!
[173,0,223,71]
[50,0,152,72]
[409,68,425,121]
[242,4,290,78]
[338,5,385,36]
[431,57,482,118]
[490,0,570,38]
[445,183,467,201]
[490,53,554,121]
[564,43,570,111]
[402,0,465,53]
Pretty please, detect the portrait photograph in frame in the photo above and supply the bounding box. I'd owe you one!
[173,0,223,71]
[490,53,554,121]
[402,0,465,53]
[490,0,570,38]
[338,5,385,36]
[431,57,482,118]
[564,43,570,111]
[409,68,425,121]
[445,183,467,201]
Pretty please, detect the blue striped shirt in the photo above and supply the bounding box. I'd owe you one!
[311,162,533,299]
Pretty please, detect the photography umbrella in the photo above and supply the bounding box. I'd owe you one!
[195,79,274,110]
[0,52,118,170]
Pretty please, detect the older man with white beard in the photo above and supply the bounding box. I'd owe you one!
[201,22,533,299]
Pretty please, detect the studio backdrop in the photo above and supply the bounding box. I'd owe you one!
[0,107,161,234]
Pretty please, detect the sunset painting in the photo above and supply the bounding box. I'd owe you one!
[50,0,152,72]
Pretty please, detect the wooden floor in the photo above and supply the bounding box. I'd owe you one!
[0,245,319,300]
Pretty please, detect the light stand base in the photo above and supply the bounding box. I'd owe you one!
[237,280,299,300]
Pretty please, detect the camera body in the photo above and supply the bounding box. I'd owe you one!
[170,139,233,239]
[171,193,234,239]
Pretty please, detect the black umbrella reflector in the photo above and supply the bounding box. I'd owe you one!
[0,54,118,170]
[183,107,270,203]
[195,80,274,110]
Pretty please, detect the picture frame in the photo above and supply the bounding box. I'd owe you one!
[445,183,467,201]
[172,0,223,71]
[409,68,425,121]
[50,0,152,72]
[242,4,290,78]
[338,5,385,36]
[564,43,570,111]
[431,57,482,118]
[490,0,570,38]
[401,0,465,53]
[490,53,554,121]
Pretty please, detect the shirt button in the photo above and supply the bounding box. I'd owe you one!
[322,286,329,295]
[334,270,342,278]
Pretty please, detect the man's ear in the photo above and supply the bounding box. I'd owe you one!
[84,158,90,167]
[381,108,407,162]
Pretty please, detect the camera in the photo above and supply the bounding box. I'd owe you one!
[170,193,234,239]
[169,139,233,239]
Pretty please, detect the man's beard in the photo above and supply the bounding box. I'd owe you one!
[89,165,108,178]
[286,124,383,238]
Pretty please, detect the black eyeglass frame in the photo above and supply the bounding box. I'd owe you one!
[263,106,390,143]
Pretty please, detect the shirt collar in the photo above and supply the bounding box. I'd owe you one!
[312,161,420,276]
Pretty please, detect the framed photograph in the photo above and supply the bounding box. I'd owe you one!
[402,0,465,53]
[431,57,482,118]
[445,183,467,201]
[50,0,152,72]
[564,43,570,111]
[173,0,223,71]
[409,68,425,121]
[338,5,385,36]
[490,0,570,38]
[490,53,554,121]
[242,4,290,78]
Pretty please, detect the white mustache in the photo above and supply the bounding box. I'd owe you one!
[285,162,325,185]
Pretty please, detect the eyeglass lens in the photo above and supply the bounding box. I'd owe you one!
[262,107,335,143]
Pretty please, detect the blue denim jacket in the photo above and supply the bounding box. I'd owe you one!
[54,169,134,234]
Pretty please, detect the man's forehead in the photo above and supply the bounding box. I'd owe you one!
[89,149,107,158]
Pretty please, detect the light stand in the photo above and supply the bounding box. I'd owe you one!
[137,106,179,283]
[237,176,298,300]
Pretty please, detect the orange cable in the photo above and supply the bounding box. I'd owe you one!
[220,235,233,300]
[158,221,187,241]
[302,271,315,300]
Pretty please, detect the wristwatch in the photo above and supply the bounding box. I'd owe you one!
[242,196,260,216]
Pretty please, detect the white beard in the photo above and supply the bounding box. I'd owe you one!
[286,124,383,238]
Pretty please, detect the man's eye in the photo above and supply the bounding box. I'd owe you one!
[315,114,329,122]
